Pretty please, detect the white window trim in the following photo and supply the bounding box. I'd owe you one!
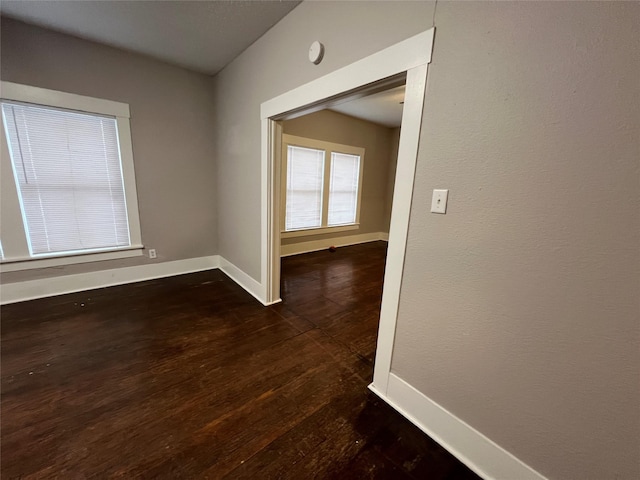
[280,134,364,238]
[281,223,359,239]
[0,248,143,273]
[0,81,143,271]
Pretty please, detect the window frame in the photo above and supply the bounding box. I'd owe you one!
[280,134,364,238]
[0,81,143,272]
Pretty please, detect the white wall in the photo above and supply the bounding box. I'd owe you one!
[212,1,640,479]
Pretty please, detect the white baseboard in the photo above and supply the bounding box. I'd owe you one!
[369,374,547,480]
[1,253,276,308]
[218,256,267,305]
[280,231,389,257]
[1,255,220,305]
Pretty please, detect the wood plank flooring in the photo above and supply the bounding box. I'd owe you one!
[1,241,480,479]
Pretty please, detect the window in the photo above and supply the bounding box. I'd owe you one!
[282,134,364,237]
[328,152,361,226]
[285,145,325,231]
[0,82,142,271]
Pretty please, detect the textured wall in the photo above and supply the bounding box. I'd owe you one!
[6,1,636,478]
[0,18,218,283]
[212,0,435,280]
[391,2,640,480]
[282,109,395,247]
[213,1,639,479]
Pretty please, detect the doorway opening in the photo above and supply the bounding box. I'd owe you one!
[260,28,434,395]
[276,84,406,371]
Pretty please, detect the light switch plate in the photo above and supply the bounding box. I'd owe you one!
[431,189,449,214]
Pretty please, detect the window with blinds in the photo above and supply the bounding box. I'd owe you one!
[283,135,363,234]
[328,152,360,226]
[2,101,131,256]
[285,146,325,231]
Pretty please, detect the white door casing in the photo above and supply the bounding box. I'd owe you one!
[260,28,434,395]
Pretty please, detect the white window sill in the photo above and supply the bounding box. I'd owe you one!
[0,246,144,272]
[281,224,359,239]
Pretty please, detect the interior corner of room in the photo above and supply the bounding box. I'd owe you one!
[1,2,639,480]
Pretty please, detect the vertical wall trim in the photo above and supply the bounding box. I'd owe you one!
[371,63,429,394]
[261,28,435,311]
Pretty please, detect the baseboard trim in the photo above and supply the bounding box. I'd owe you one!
[369,374,547,480]
[1,255,220,305]
[262,298,283,306]
[0,254,277,308]
[280,231,389,257]
[218,256,266,305]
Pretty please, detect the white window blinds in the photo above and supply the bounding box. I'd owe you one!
[1,102,131,256]
[328,152,360,226]
[285,145,325,231]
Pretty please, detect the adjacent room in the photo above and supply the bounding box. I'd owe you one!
[1,2,638,480]
[277,86,404,367]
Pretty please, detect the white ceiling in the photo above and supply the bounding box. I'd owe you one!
[0,0,301,75]
[329,85,406,128]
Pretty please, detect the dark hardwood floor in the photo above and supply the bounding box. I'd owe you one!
[1,241,479,479]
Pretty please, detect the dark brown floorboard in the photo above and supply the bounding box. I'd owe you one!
[1,241,479,479]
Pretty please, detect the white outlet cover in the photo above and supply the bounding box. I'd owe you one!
[431,189,449,214]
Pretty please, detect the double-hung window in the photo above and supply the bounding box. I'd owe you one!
[282,134,364,237]
[0,82,142,271]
